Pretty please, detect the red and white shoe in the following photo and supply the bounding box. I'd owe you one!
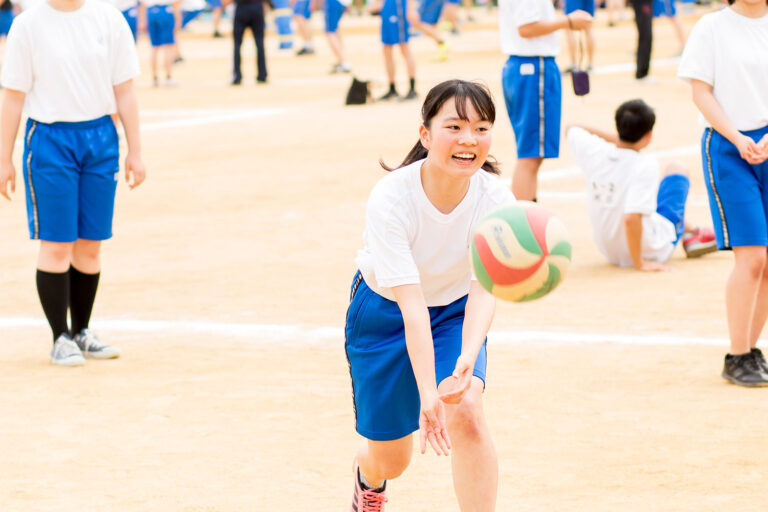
[682,227,717,258]
[351,461,387,512]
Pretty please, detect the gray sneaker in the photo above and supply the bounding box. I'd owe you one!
[50,334,86,367]
[73,329,121,359]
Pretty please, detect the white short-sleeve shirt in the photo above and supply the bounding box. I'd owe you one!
[0,0,140,123]
[567,127,677,268]
[498,0,560,57]
[355,160,516,306]
[678,8,768,131]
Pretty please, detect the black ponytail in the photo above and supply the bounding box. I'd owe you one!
[380,79,501,175]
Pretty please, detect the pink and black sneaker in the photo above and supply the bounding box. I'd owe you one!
[682,227,717,258]
[351,462,387,512]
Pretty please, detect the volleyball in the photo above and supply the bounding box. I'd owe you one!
[470,201,571,302]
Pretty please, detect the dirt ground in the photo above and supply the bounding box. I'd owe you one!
[2,4,767,511]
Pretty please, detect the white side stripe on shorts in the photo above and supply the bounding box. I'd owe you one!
[25,121,39,240]
[704,128,729,248]
[538,57,545,157]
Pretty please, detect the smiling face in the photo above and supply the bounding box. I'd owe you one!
[419,97,493,181]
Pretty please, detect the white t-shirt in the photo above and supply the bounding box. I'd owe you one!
[182,0,203,11]
[567,127,677,268]
[355,160,515,307]
[498,0,560,57]
[0,0,140,123]
[678,8,768,131]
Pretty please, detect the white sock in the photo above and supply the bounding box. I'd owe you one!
[358,468,383,491]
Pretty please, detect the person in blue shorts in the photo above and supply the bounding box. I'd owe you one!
[652,0,685,54]
[142,0,181,86]
[346,79,514,512]
[377,0,417,100]
[293,0,314,55]
[325,0,351,73]
[406,0,449,61]
[564,0,594,72]
[500,0,591,201]
[208,0,223,36]
[175,0,205,62]
[679,0,768,387]
[0,0,145,366]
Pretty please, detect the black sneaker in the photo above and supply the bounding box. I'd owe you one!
[378,89,399,101]
[213,30,223,38]
[752,348,768,373]
[399,89,418,101]
[231,76,242,86]
[295,47,315,56]
[722,353,768,387]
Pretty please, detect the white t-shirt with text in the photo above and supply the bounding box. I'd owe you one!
[567,127,677,268]
[0,0,140,123]
[355,160,515,307]
[678,8,768,131]
[498,0,560,57]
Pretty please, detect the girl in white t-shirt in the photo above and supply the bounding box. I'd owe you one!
[0,0,145,366]
[679,0,768,386]
[345,79,514,511]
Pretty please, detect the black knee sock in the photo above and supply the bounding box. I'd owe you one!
[388,82,396,93]
[409,78,415,91]
[69,266,100,336]
[36,269,70,342]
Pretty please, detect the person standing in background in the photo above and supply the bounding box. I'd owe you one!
[226,0,267,85]
[630,0,653,82]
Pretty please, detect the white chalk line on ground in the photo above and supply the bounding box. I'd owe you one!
[0,316,727,347]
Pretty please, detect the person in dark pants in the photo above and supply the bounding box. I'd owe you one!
[226,0,267,85]
[630,0,653,80]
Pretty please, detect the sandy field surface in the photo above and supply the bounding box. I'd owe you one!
[2,4,767,510]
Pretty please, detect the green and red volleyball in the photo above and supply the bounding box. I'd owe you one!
[470,201,571,302]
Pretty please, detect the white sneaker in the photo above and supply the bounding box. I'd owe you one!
[50,334,86,367]
[73,329,121,359]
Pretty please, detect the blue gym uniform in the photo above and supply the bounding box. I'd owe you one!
[324,0,344,33]
[293,0,311,18]
[418,0,444,25]
[564,0,594,16]
[502,55,562,159]
[345,272,487,441]
[656,173,690,245]
[22,116,120,242]
[122,7,138,40]
[700,126,768,250]
[0,9,13,36]
[182,9,202,26]
[653,0,675,17]
[380,0,409,45]
[147,4,176,46]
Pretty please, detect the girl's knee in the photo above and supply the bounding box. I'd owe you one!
[367,438,412,478]
[447,393,485,442]
[40,241,73,262]
[736,249,767,278]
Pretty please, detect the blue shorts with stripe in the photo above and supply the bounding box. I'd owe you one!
[147,5,176,46]
[345,272,487,441]
[293,0,311,18]
[380,0,409,45]
[418,0,444,25]
[653,0,676,17]
[22,116,119,243]
[656,174,689,245]
[565,0,594,15]
[0,9,15,36]
[324,0,345,33]
[122,7,138,41]
[502,55,562,160]
[701,126,768,250]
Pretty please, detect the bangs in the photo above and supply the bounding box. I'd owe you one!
[452,83,495,125]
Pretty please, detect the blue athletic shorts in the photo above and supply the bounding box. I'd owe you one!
[446,0,460,5]
[653,0,675,17]
[293,0,311,18]
[122,7,138,41]
[656,174,689,245]
[182,9,202,27]
[701,126,768,250]
[0,9,14,36]
[418,0,444,25]
[565,0,595,15]
[22,116,120,243]
[324,0,345,32]
[502,55,562,159]
[381,0,409,45]
[208,0,222,8]
[147,5,175,46]
[345,272,488,442]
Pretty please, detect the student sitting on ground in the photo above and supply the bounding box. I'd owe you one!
[566,98,717,271]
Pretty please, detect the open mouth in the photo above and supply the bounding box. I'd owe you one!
[452,152,477,163]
